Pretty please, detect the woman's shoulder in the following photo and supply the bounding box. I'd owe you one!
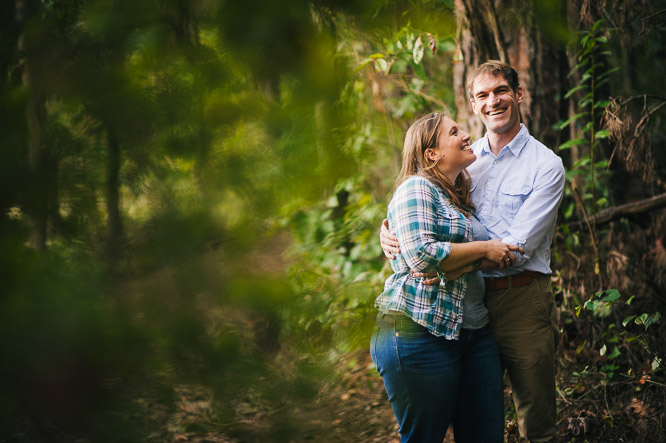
[396,175,442,194]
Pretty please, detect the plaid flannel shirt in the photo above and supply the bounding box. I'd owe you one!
[376,175,471,340]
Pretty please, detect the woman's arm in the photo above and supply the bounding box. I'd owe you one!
[389,178,456,272]
[381,218,523,269]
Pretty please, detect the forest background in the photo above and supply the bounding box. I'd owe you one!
[1,0,665,441]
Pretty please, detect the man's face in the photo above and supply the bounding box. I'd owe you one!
[470,73,523,135]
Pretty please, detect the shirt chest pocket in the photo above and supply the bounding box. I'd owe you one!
[498,182,533,217]
[436,203,469,243]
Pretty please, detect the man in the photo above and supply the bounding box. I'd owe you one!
[380,60,565,442]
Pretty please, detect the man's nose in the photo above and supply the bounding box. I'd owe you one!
[489,92,500,106]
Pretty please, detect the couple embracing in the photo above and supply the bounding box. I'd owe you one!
[371,61,565,443]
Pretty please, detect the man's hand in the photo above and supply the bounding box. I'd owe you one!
[410,263,473,285]
[380,219,400,259]
[410,269,440,285]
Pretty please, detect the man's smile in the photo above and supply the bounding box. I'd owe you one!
[487,108,506,116]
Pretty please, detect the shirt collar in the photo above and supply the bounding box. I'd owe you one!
[479,124,530,157]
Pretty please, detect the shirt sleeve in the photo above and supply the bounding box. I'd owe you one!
[390,178,453,272]
[502,155,565,266]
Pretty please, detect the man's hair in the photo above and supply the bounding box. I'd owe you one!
[467,60,520,100]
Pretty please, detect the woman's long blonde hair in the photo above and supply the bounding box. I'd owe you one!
[395,112,475,216]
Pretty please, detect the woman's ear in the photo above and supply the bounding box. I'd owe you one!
[424,148,441,162]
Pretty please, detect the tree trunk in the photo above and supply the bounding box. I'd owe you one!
[18,0,48,250]
[106,130,123,271]
[453,0,568,149]
[453,0,508,139]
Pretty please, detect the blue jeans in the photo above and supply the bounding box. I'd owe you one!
[370,312,504,443]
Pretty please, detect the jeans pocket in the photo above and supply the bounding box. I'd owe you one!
[394,316,429,338]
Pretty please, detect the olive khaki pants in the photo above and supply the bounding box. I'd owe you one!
[485,275,559,442]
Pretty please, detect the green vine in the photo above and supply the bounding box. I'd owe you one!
[558,19,619,282]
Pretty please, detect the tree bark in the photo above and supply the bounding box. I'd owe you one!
[18,0,48,250]
[453,0,508,139]
[453,0,568,149]
[106,129,124,271]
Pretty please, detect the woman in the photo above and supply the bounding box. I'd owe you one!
[370,112,521,442]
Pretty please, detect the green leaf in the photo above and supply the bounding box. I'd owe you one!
[608,346,621,359]
[592,19,605,32]
[598,66,621,81]
[375,58,388,73]
[411,60,427,81]
[576,340,587,354]
[558,138,586,150]
[569,59,590,76]
[368,53,385,59]
[602,289,621,303]
[622,315,637,327]
[558,112,587,130]
[564,84,588,99]
[600,344,607,356]
[579,98,592,108]
[626,295,635,305]
[585,299,600,311]
[412,36,424,64]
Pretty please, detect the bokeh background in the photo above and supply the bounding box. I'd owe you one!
[1,0,665,441]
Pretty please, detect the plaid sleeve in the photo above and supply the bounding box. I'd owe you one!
[389,177,452,272]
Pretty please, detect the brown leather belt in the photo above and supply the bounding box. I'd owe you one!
[484,271,547,292]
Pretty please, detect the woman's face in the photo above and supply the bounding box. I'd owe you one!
[427,116,474,180]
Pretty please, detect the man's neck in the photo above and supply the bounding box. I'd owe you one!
[487,124,521,156]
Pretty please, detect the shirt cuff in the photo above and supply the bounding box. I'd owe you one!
[502,236,527,266]
[414,241,452,269]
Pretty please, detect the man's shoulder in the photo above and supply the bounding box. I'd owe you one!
[523,135,563,165]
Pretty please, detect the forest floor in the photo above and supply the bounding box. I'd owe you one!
[128,346,665,442]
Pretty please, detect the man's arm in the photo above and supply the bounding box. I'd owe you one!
[502,156,565,266]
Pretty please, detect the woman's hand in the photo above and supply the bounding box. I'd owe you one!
[380,219,400,259]
[484,239,524,269]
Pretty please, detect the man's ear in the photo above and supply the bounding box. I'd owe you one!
[470,98,479,115]
[515,86,524,104]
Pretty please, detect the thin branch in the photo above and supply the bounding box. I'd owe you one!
[619,94,666,106]
[398,80,450,113]
[567,192,666,230]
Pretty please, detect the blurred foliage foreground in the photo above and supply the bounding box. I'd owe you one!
[1,0,665,441]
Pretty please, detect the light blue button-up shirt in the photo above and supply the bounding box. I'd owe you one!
[467,124,565,277]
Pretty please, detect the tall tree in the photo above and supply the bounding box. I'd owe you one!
[17,0,50,250]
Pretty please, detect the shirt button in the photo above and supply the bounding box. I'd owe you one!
[493,161,498,165]
[486,182,492,189]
